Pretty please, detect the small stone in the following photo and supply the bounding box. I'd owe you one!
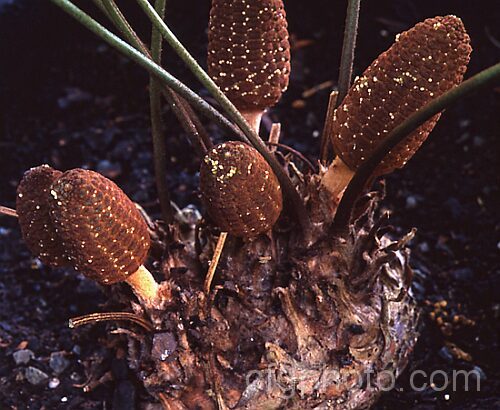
[438,346,454,364]
[25,366,49,385]
[405,195,418,209]
[450,267,474,281]
[57,87,92,109]
[13,349,34,365]
[417,242,430,253]
[151,332,177,362]
[473,135,485,147]
[472,365,487,381]
[96,160,122,179]
[49,351,70,374]
[48,377,60,389]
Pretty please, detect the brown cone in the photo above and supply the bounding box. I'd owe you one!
[208,0,290,112]
[48,169,150,284]
[331,15,471,175]
[16,165,68,267]
[200,142,283,237]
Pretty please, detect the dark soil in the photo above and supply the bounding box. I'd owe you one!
[0,0,499,409]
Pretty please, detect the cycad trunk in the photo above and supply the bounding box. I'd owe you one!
[123,172,419,409]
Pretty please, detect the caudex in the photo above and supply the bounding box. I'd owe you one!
[2,0,499,408]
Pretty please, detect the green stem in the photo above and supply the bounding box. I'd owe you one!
[336,0,361,107]
[135,0,311,232]
[99,0,212,153]
[149,0,173,224]
[331,63,500,236]
[50,0,241,147]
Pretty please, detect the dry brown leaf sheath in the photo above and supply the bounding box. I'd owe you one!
[16,165,68,267]
[200,142,283,237]
[331,15,472,175]
[48,169,150,284]
[208,0,290,112]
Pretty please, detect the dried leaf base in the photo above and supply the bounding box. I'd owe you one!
[110,175,418,410]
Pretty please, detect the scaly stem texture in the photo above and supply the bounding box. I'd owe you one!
[331,63,500,236]
[135,0,311,232]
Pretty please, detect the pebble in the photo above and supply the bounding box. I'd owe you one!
[57,87,92,109]
[417,242,430,253]
[473,135,485,147]
[444,197,463,219]
[13,349,34,365]
[472,365,487,381]
[96,160,122,179]
[151,332,177,361]
[406,195,418,209]
[25,366,49,385]
[49,351,70,374]
[438,346,454,364]
[450,267,474,281]
[48,377,60,389]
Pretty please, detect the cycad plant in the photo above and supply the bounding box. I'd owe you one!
[1,0,499,408]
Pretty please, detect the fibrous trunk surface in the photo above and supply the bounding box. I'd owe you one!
[114,173,418,409]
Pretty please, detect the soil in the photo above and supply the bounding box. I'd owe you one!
[0,0,498,409]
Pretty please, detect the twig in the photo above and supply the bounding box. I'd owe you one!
[319,90,339,163]
[267,123,281,153]
[135,0,311,234]
[51,0,242,143]
[204,232,227,295]
[336,0,361,107]
[149,0,173,224]
[0,206,17,218]
[69,312,155,332]
[331,63,500,236]
[265,142,317,174]
[302,80,334,99]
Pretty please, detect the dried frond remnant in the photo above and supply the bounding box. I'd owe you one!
[331,15,471,175]
[208,0,290,112]
[200,142,282,237]
[48,169,150,284]
[16,165,67,266]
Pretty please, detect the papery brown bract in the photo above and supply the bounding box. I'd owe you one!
[16,165,68,267]
[200,142,283,237]
[208,0,290,112]
[331,15,471,175]
[48,169,150,284]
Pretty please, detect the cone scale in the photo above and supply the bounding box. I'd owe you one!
[331,15,471,175]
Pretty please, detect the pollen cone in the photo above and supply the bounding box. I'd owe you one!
[48,169,150,285]
[16,165,68,267]
[200,141,283,238]
[331,15,471,175]
[208,0,290,113]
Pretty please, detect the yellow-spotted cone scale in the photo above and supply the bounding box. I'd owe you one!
[200,142,283,238]
[331,15,471,175]
[48,169,158,305]
[208,0,290,129]
[16,165,68,267]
